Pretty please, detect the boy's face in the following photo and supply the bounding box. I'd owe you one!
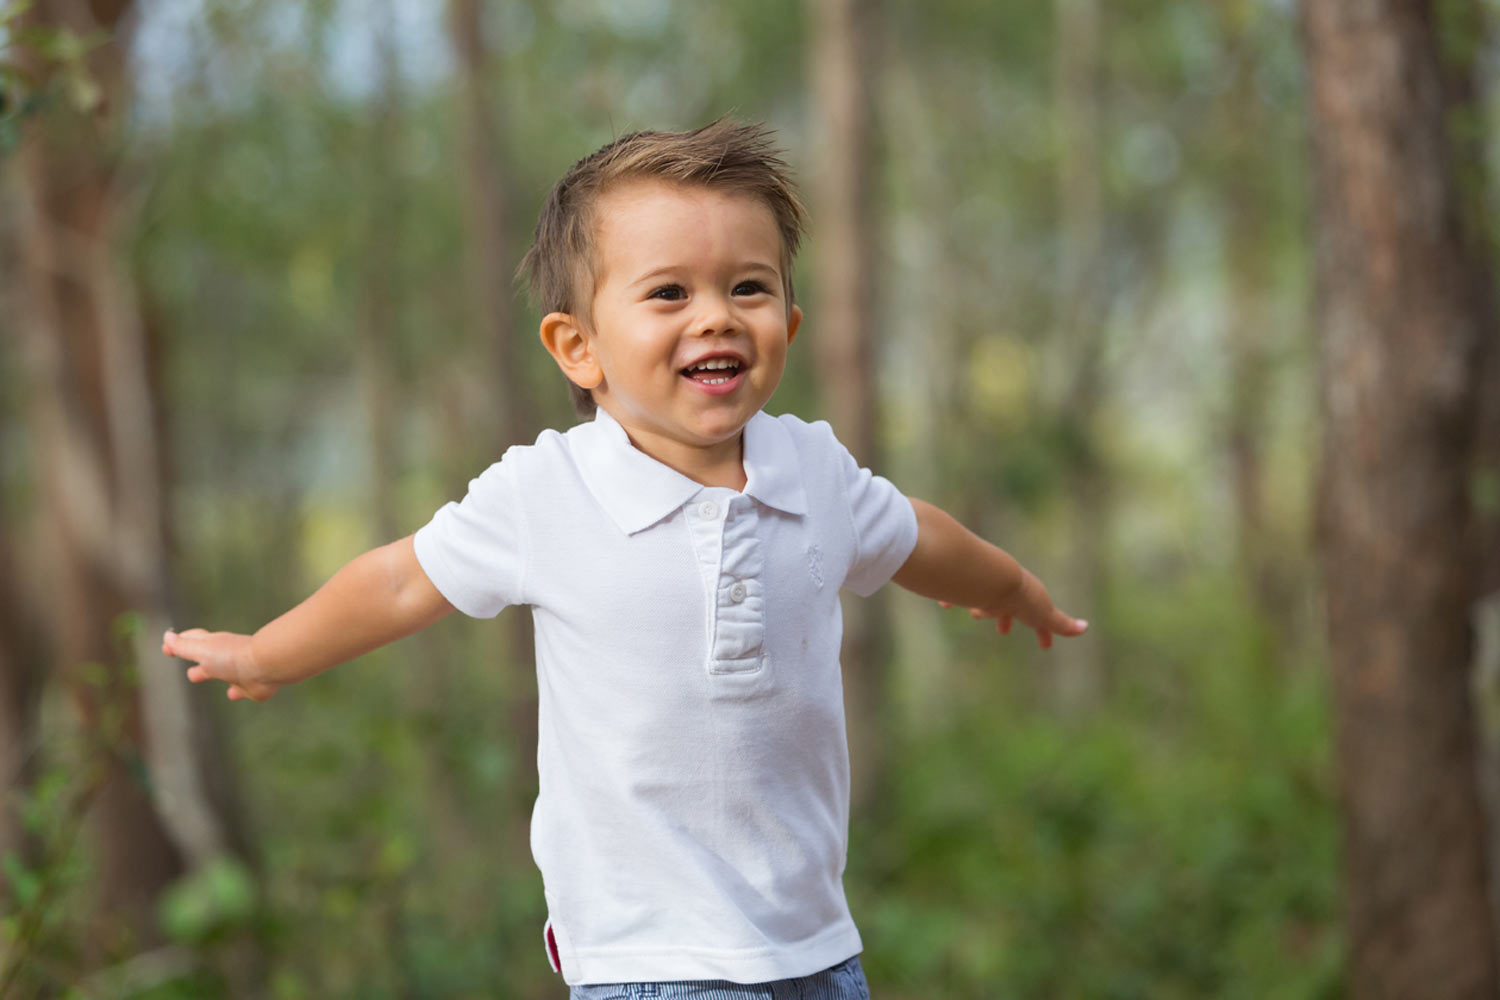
[548,179,801,470]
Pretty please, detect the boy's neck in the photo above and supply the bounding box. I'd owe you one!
[614,420,748,491]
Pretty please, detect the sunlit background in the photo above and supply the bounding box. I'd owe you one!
[7,0,1484,997]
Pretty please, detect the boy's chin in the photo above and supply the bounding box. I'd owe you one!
[675,407,761,442]
[682,415,752,442]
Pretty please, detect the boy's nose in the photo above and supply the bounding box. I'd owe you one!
[692,295,737,335]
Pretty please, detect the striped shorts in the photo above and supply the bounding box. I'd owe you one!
[567,955,870,999]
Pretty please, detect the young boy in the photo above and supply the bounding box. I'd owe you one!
[164,118,1086,997]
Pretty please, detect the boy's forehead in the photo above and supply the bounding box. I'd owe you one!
[593,179,783,260]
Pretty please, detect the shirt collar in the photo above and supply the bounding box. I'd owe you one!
[570,408,808,535]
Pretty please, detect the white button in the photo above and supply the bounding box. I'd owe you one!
[698,501,718,520]
[729,582,748,603]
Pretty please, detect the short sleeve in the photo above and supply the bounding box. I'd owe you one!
[412,452,526,618]
[834,434,920,598]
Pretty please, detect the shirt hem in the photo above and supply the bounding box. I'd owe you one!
[561,921,863,986]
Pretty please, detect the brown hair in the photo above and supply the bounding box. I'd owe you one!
[518,116,807,416]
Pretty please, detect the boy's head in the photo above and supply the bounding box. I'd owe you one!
[520,118,806,419]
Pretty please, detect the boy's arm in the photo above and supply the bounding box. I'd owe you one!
[163,534,455,701]
[890,498,1088,649]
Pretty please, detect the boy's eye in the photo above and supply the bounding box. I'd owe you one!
[734,280,770,296]
[648,284,685,301]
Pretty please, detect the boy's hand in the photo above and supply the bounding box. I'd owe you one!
[893,499,1088,649]
[163,629,278,702]
[938,571,1088,650]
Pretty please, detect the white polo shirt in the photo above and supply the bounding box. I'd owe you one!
[412,407,918,985]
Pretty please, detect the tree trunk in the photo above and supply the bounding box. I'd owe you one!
[1048,0,1107,716]
[807,0,888,813]
[11,126,183,956]
[0,525,47,871]
[448,0,537,856]
[879,44,954,734]
[1218,4,1295,662]
[1302,1,1499,996]
[359,20,402,548]
[5,0,248,965]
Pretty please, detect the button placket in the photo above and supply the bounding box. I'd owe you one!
[683,493,728,659]
[708,495,765,674]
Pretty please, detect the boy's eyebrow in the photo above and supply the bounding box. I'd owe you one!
[628,261,782,287]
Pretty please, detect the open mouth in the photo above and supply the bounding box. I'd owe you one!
[680,358,745,386]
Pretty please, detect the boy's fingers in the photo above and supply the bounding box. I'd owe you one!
[1049,610,1088,635]
[230,684,271,702]
[1036,628,1053,649]
[163,629,198,658]
[168,630,259,700]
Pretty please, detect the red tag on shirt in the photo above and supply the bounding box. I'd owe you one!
[544,920,562,974]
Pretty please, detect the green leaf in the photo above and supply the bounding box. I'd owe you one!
[2,851,41,908]
[271,968,309,999]
[63,63,99,114]
[376,831,416,877]
[120,749,152,793]
[9,24,109,69]
[112,610,146,643]
[157,856,257,944]
[79,662,110,688]
[0,1,34,28]
[1473,466,1500,517]
[0,116,19,158]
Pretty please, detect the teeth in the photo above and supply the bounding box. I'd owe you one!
[688,358,739,371]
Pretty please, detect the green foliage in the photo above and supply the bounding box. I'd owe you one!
[1476,465,1500,517]
[849,570,1339,1000]
[0,10,111,134]
[1,851,41,908]
[158,857,258,946]
[0,738,105,997]
[226,621,550,997]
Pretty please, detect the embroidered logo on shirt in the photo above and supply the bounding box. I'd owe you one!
[806,545,824,589]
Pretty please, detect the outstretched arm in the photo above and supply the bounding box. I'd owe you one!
[890,498,1088,649]
[163,534,455,701]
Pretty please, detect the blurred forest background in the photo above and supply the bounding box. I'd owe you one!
[1,0,1497,997]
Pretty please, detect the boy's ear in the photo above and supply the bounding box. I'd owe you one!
[787,305,803,346]
[539,312,603,391]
